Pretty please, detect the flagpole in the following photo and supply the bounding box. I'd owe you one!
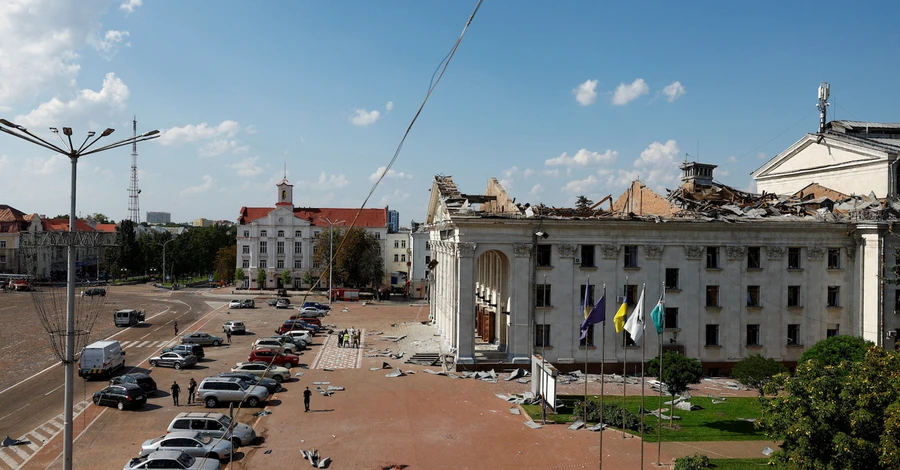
[599,285,606,470]
[640,283,646,470]
[541,274,547,426]
[657,282,665,466]
[583,276,590,425]
[621,276,628,439]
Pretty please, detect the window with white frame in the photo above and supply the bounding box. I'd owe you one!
[242,245,249,254]
[0,240,6,248]
[259,241,267,254]
[260,230,267,237]
[294,260,302,269]
[394,240,399,248]
[295,230,301,237]
[401,240,406,248]
[401,254,406,262]
[393,254,399,262]
[277,230,284,237]
[294,242,301,254]
[260,259,267,269]
[276,259,284,269]
[425,241,431,250]
[277,241,284,254]
[242,260,249,268]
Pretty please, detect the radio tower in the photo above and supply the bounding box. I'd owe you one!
[127,116,141,224]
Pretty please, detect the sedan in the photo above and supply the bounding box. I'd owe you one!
[92,383,146,410]
[297,306,327,317]
[247,348,300,368]
[216,372,280,394]
[181,332,224,346]
[275,298,290,309]
[140,431,233,462]
[232,362,291,383]
[110,373,157,394]
[149,352,198,370]
[124,450,221,470]
[228,299,242,309]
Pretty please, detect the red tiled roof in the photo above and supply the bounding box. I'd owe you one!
[94,223,118,233]
[238,206,387,228]
[42,219,97,232]
[0,205,27,222]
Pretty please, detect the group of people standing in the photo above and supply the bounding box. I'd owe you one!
[337,327,360,348]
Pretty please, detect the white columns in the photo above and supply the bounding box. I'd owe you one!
[456,242,476,364]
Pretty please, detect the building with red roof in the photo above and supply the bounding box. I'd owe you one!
[236,178,388,289]
[0,205,29,274]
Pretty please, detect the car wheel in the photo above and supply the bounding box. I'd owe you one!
[246,397,260,407]
[174,362,182,370]
[231,437,242,448]
[272,375,283,383]
[205,397,218,408]
[117,401,125,411]
[283,362,292,369]
[212,340,221,346]
[92,396,100,405]
[149,360,157,367]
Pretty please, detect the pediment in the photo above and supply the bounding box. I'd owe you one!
[754,134,888,180]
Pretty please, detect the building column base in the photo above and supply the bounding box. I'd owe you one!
[456,354,475,364]
[511,355,531,364]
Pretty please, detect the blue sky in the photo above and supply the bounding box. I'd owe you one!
[2,0,899,225]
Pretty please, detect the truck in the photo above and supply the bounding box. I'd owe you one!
[113,309,145,327]
[78,340,126,379]
[329,288,359,302]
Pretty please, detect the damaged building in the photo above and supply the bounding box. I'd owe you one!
[425,120,900,375]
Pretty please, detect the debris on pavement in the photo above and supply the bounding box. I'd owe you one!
[509,407,520,415]
[386,369,406,378]
[524,421,542,429]
[1,436,28,447]
[300,449,331,468]
[568,418,585,431]
[253,409,272,416]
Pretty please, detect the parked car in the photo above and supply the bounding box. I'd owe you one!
[266,299,278,307]
[124,450,221,470]
[216,372,280,394]
[110,373,157,394]
[163,343,206,359]
[167,412,256,447]
[231,362,291,383]
[285,315,322,327]
[228,300,242,309]
[301,301,331,311]
[222,321,246,335]
[253,338,298,355]
[181,332,224,346]
[271,335,307,350]
[283,330,313,345]
[81,287,107,297]
[92,383,146,410]
[277,319,319,335]
[275,298,290,309]
[247,348,299,368]
[277,288,288,297]
[240,299,255,308]
[195,377,269,408]
[297,306,327,317]
[139,431,233,462]
[149,352,198,370]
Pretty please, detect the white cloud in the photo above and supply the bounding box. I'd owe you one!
[727,156,738,164]
[180,175,214,197]
[349,109,380,126]
[159,121,240,146]
[15,72,130,128]
[369,166,412,182]
[229,156,263,177]
[542,169,560,178]
[573,79,598,106]
[379,189,409,207]
[612,78,649,105]
[120,0,143,13]
[198,139,246,158]
[545,148,618,167]
[20,154,67,176]
[529,184,543,198]
[561,175,600,194]
[385,101,393,112]
[610,140,681,191]
[90,30,130,60]
[662,81,685,103]
[303,172,350,190]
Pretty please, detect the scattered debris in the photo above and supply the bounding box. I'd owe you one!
[300,449,332,468]
[524,421,542,429]
[326,385,345,392]
[253,410,272,417]
[315,386,332,396]
[323,368,334,372]
[763,447,774,456]
[405,353,441,366]
[312,381,330,385]
[568,418,585,431]
[369,367,381,371]
[505,369,527,381]
[674,401,703,411]
[516,378,531,384]
[738,418,757,423]
[1,436,28,447]
[587,423,606,432]
[294,372,305,378]
[382,362,392,369]
[509,407,520,415]
[382,335,406,342]
[498,392,540,406]
[386,369,406,378]
[422,369,446,375]
[404,370,416,375]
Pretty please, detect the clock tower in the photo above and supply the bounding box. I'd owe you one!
[276,177,293,207]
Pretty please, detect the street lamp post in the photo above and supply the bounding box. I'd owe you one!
[163,238,175,289]
[0,119,158,470]
[317,217,346,306]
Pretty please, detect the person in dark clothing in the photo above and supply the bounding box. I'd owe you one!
[303,387,312,412]
[171,381,181,406]
[174,320,179,336]
[337,330,344,348]
[187,378,197,405]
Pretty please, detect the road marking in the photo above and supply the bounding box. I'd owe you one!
[2,400,92,470]
[44,383,64,396]
[0,448,21,468]
[140,332,151,339]
[0,403,27,421]
[136,341,152,348]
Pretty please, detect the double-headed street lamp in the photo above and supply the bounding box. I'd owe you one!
[0,118,159,470]
[318,217,346,305]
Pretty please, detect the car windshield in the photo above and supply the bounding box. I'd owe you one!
[217,415,232,427]
[176,453,196,466]
[196,435,212,445]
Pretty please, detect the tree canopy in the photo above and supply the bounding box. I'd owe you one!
[648,351,703,427]
[730,354,786,397]
[575,195,593,210]
[799,335,873,368]
[758,346,900,469]
[313,227,384,289]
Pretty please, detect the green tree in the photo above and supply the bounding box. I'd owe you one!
[575,195,593,211]
[313,226,344,287]
[214,246,236,283]
[647,351,703,427]
[87,213,112,224]
[234,267,244,286]
[115,219,140,273]
[313,227,384,289]
[799,335,873,368]
[256,268,267,290]
[302,271,316,288]
[731,354,786,397]
[281,270,292,289]
[758,346,900,469]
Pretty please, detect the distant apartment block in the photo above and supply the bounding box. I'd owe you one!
[193,218,214,227]
[388,209,399,233]
[146,211,171,224]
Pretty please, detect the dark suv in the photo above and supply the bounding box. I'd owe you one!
[92,383,146,410]
[163,343,205,359]
[81,287,106,297]
[110,373,158,394]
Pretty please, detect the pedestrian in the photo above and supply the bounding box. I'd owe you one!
[187,378,197,405]
[337,330,344,348]
[171,381,181,406]
[174,320,179,336]
[353,331,360,348]
[343,330,350,348]
[303,386,312,412]
[226,330,232,344]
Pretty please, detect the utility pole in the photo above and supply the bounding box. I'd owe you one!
[318,217,346,305]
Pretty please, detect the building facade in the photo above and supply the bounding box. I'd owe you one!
[388,210,400,233]
[409,223,432,300]
[236,178,388,290]
[386,230,411,292]
[146,211,171,224]
[0,205,29,274]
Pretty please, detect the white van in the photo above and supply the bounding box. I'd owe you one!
[78,340,126,379]
[114,309,145,327]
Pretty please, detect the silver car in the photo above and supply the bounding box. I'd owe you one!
[124,450,221,469]
[140,431,232,461]
[167,412,256,448]
[181,332,224,346]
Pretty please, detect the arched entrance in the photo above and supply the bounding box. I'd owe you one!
[474,250,511,358]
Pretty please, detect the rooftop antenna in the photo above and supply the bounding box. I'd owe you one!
[127,116,141,224]
[817,82,830,134]
[283,162,286,179]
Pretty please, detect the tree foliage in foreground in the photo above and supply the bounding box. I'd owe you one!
[731,354,786,397]
[799,334,873,368]
[647,352,703,427]
[758,346,900,469]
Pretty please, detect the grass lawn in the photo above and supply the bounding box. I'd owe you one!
[522,394,768,442]
[707,459,771,469]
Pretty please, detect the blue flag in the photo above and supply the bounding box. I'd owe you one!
[650,296,665,334]
[579,295,606,340]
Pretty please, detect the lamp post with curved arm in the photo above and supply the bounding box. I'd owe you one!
[0,119,159,470]
[318,217,346,305]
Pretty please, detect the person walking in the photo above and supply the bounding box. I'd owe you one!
[353,331,360,349]
[226,330,232,344]
[174,320,179,336]
[337,330,344,348]
[343,330,350,349]
[187,378,197,405]
[303,386,312,412]
[171,381,181,406]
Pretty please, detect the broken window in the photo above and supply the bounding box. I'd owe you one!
[665,268,679,289]
[827,248,840,269]
[706,285,719,307]
[827,286,840,307]
[788,247,802,269]
[787,324,801,346]
[535,284,551,307]
[747,324,760,346]
[706,247,720,269]
[535,325,551,347]
[705,325,719,346]
[624,245,639,268]
[581,245,595,268]
[747,246,761,269]
[787,285,801,307]
[536,245,551,267]
[747,286,760,307]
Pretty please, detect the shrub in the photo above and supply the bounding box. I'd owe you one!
[572,400,647,432]
[674,453,711,470]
